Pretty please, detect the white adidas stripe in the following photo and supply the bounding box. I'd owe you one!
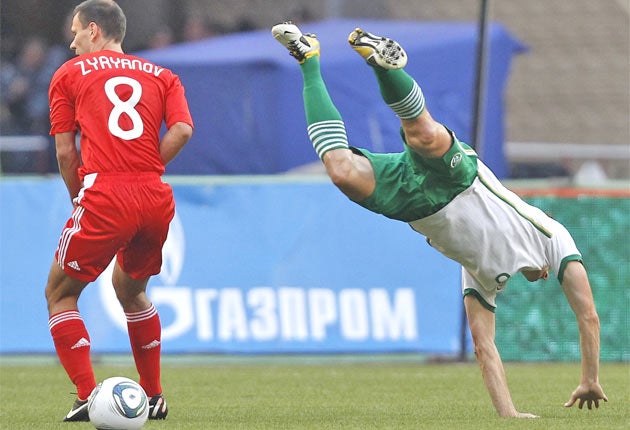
[125,304,158,323]
[49,310,82,330]
[57,206,85,270]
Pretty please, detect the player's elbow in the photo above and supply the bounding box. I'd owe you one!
[471,336,495,361]
[55,144,79,169]
[171,122,193,143]
[55,146,72,163]
[578,310,600,331]
[468,325,497,362]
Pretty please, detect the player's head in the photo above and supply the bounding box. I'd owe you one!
[70,0,126,55]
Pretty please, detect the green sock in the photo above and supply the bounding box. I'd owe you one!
[373,67,425,119]
[300,57,349,159]
[301,57,342,124]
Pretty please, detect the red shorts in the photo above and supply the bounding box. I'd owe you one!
[55,172,175,282]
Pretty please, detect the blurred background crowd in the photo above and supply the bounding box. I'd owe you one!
[1,0,628,178]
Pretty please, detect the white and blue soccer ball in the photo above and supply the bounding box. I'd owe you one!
[88,376,149,430]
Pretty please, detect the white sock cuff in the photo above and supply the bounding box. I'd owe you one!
[125,304,158,323]
[48,310,83,330]
[307,120,349,159]
[388,81,425,119]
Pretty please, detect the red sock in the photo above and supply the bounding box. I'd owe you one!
[126,304,162,397]
[49,311,96,401]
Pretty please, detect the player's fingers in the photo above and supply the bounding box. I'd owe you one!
[587,400,592,410]
[578,399,584,409]
[564,396,576,407]
[594,399,599,409]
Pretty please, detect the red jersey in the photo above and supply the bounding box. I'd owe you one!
[49,50,193,178]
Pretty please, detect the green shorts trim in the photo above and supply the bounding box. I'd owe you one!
[463,288,496,313]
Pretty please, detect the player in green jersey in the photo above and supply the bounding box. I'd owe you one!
[272,21,607,418]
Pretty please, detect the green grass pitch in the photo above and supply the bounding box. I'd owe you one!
[0,355,627,429]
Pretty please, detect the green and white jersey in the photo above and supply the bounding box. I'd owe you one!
[353,134,581,310]
[352,133,479,222]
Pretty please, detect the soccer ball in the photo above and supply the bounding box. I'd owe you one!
[88,377,149,430]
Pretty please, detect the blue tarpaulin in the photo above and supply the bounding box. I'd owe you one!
[0,177,462,354]
[138,19,525,177]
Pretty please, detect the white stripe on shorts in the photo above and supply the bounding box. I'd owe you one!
[57,206,85,270]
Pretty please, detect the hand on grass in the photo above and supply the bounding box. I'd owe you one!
[564,383,608,410]
[499,409,539,418]
[514,412,539,418]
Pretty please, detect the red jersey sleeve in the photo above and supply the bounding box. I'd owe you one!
[49,63,78,135]
[164,74,194,130]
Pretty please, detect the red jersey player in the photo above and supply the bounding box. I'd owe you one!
[46,0,193,422]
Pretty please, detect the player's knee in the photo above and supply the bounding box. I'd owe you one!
[44,283,56,308]
[45,264,82,308]
[404,120,438,146]
[402,118,449,156]
[44,283,81,314]
[325,153,355,188]
[113,282,151,312]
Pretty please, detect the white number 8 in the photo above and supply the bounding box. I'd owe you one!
[104,76,143,140]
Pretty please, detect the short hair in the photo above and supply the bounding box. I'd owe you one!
[73,0,126,43]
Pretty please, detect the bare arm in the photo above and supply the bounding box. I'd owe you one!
[54,131,82,204]
[159,121,193,165]
[464,295,538,418]
[561,261,608,409]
